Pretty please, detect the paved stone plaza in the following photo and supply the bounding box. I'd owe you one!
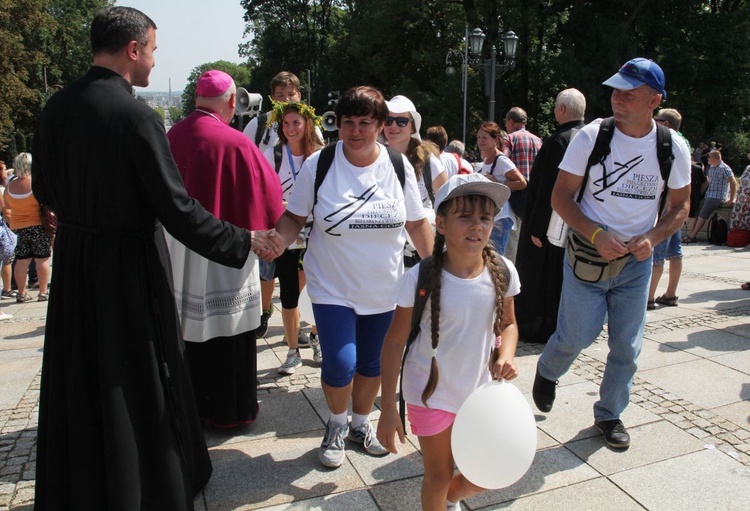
[1,242,749,510]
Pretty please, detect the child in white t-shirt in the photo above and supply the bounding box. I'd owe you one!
[377,173,521,510]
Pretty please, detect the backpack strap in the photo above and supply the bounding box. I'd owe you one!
[255,112,269,147]
[655,123,674,217]
[386,147,406,188]
[399,255,433,432]
[273,144,283,173]
[423,157,435,205]
[577,117,615,203]
[313,144,337,207]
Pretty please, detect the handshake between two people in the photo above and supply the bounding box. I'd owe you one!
[251,229,288,262]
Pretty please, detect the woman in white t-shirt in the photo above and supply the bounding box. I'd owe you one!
[383,95,446,267]
[476,121,527,255]
[383,95,448,208]
[266,86,434,469]
[263,101,324,374]
[377,173,520,510]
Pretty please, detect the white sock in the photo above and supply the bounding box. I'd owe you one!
[329,411,348,427]
[287,348,297,356]
[446,500,460,510]
[350,412,369,428]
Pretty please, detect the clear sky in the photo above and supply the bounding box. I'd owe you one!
[118,0,248,92]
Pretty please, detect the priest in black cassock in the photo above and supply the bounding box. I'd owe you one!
[31,7,269,510]
[515,88,587,343]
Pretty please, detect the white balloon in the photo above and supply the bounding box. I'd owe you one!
[297,285,315,325]
[451,381,537,489]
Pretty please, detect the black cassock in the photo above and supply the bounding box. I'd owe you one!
[515,120,584,344]
[31,66,251,510]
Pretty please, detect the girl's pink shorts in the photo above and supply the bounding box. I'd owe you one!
[406,403,456,437]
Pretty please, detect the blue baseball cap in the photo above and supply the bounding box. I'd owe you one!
[603,58,667,99]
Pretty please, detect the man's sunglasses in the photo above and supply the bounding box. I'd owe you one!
[385,116,411,128]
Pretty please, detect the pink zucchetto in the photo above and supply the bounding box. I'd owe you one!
[196,70,233,97]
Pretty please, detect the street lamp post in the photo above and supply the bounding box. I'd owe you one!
[446,23,519,136]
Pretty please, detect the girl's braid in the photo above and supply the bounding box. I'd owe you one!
[421,232,446,407]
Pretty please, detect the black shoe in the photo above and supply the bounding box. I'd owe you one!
[594,419,630,449]
[255,309,272,338]
[532,368,557,412]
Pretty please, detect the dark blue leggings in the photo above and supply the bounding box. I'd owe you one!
[312,304,394,387]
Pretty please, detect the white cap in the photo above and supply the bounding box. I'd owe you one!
[385,95,422,141]
[433,173,511,212]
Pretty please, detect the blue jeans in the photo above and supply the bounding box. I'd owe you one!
[490,217,514,255]
[538,253,653,421]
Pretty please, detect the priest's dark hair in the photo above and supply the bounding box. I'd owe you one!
[91,6,157,55]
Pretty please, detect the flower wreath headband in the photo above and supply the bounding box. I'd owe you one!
[268,99,323,130]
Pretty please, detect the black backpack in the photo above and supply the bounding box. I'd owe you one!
[313,143,405,206]
[577,117,674,215]
[708,213,728,245]
[273,144,283,172]
[398,256,509,432]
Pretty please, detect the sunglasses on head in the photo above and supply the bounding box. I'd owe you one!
[385,116,411,128]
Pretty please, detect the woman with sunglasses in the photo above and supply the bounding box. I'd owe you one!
[476,121,527,255]
[383,95,448,209]
[266,86,434,469]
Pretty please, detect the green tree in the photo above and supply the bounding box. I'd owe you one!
[169,106,184,123]
[181,61,252,116]
[0,0,109,156]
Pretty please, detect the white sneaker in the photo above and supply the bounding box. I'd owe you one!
[278,351,302,375]
[319,419,348,468]
[348,419,388,456]
[298,329,310,347]
[310,333,323,365]
[0,312,13,321]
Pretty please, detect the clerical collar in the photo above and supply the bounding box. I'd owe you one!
[195,108,227,125]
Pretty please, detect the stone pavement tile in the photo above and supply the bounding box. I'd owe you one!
[535,428,558,450]
[346,433,423,486]
[254,489,380,510]
[4,303,48,320]
[533,380,660,445]
[644,325,750,359]
[0,359,42,411]
[639,359,750,409]
[565,419,704,476]
[203,430,367,510]
[0,348,43,363]
[723,322,750,339]
[712,401,750,431]
[634,339,700,371]
[472,476,644,511]
[204,391,324,448]
[610,448,750,511]
[711,349,750,375]
[368,475,424,511]
[463,445,600,509]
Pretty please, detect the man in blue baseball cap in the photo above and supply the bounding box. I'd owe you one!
[531,57,691,450]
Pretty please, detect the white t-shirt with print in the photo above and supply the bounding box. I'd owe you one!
[480,154,516,225]
[286,141,426,314]
[559,119,691,241]
[396,257,521,414]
